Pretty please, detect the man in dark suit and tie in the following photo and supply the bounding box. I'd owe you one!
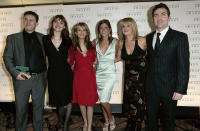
[3,11,46,131]
[145,3,190,131]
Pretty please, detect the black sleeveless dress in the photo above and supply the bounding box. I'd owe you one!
[43,35,73,107]
[121,40,146,121]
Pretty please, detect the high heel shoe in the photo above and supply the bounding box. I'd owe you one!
[103,123,109,131]
[83,125,87,131]
[83,127,87,131]
[109,116,116,131]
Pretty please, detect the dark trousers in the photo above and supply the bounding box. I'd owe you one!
[146,92,177,131]
[13,73,46,131]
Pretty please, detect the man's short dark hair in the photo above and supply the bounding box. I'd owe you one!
[152,3,170,17]
[23,11,39,22]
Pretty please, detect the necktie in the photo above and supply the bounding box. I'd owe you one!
[155,33,161,51]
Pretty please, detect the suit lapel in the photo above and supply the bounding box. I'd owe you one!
[16,33,26,63]
[147,32,155,55]
[36,33,43,46]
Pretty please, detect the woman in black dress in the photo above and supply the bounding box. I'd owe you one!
[43,15,73,130]
[117,17,147,131]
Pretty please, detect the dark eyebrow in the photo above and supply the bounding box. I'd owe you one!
[161,12,167,14]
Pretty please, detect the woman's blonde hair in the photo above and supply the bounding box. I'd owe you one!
[71,22,93,50]
[117,17,139,41]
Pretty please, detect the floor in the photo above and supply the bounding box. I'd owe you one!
[0,103,200,131]
[0,109,200,131]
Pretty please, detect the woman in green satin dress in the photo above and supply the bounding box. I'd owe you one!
[93,19,119,131]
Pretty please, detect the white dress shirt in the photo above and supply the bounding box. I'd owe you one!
[152,26,169,49]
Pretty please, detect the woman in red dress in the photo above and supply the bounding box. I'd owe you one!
[69,22,98,131]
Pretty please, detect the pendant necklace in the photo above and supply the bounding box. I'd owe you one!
[82,52,87,57]
[52,37,61,51]
[79,47,87,57]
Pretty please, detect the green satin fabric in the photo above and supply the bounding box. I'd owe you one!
[96,39,117,102]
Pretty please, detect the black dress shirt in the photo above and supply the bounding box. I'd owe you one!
[23,30,46,73]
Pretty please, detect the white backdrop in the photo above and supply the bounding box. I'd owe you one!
[0,1,200,106]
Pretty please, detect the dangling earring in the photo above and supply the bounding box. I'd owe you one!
[99,34,101,39]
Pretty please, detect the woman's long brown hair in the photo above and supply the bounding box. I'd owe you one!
[71,22,93,51]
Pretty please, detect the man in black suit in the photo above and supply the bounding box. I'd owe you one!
[3,11,46,131]
[145,3,190,131]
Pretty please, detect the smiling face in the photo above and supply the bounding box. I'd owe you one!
[99,23,111,38]
[53,18,65,32]
[76,26,87,40]
[153,8,171,32]
[23,14,38,33]
[122,22,133,36]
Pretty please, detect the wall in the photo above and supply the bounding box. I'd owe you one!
[0,1,200,106]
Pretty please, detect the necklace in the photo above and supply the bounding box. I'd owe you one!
[79,48,87,57]
[79,42,87,57]
[52,37,62,51]
[82,52,87,57]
